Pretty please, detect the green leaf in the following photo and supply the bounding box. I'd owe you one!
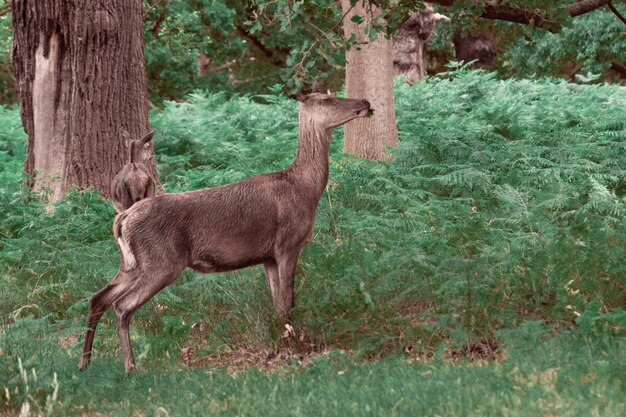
[351,15,364,24]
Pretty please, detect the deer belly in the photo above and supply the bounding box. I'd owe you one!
[189,247,265,274]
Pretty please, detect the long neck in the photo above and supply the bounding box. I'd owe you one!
[288,111,332,201]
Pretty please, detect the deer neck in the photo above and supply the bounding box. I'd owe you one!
[129,142,141,164]
[289,114,331,200]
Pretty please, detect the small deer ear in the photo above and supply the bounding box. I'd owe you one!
[141,129,156,145]
[311,81,328,94]
[120,128,131,143]
[293,91,307,102]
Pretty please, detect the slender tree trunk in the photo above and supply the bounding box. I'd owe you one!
[341,0,398,159]
[12,0,158,201]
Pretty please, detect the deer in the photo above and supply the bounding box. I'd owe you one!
[110,130,157,213]
[78,93,371,373]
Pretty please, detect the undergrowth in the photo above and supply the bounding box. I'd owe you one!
[1,70,625,415]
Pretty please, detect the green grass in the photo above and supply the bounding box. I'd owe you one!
[1,70,625,415]
[2,319,625,416]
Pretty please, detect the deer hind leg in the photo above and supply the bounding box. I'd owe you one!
[78,270,136,370]
[112,268,182,373]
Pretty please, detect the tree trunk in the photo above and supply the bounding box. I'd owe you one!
[453,29,499,68]
[12,0,158,201]
[393,7,437,85]
[341,0,398,160]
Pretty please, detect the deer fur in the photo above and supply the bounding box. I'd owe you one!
[78,93,371,373]
[111,130,157,212]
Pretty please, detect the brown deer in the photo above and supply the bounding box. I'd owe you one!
[110,130,157,212]
[78,93,371,373]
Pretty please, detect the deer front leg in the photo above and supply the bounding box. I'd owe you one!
[272,254,299,320]
[264,259,281,302]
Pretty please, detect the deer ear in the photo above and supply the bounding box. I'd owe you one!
[293,91,307,102]
[120,128,131,143]
[141,129,156,145]
[311,81,328,94]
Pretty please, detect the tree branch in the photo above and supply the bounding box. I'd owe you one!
[568,0,611,17]
[236,24,287,65]
[0,2,11,17]
[302,19,339,48]
[294,2,356,77]
[608,1,626,26]
[480,4,558,31]
[427,0,611,32]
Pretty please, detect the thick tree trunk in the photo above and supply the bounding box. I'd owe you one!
[12,0,158,201]
[341,0,398,160]
[393,7,437,85]
[453,29,499,68]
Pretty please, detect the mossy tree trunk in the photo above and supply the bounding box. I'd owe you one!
[341,0,398,160]
[11,0,158,201]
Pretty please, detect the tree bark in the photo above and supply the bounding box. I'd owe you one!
[453,29,499,68]
[341,0,398,159]
[393,6,444,85]
[12,0,158,201]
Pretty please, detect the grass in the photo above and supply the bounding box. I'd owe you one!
[1,70,625,415]
[3,320,625,416]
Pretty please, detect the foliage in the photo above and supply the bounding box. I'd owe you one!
[141,0,347,102]
[0,9,15,104]
[1,71,625,414]
[499,4,626,81]
[144,0,626,98]
[427,3,626,82]
[1,1,625,105]
[142,0,249,102]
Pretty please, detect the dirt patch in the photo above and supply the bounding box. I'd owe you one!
[181,345,344,372]
[181,323,349,372]
[59,333,79,348]
[395,298,437,327]
[403,337,504,364]
[442,337,504,363]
